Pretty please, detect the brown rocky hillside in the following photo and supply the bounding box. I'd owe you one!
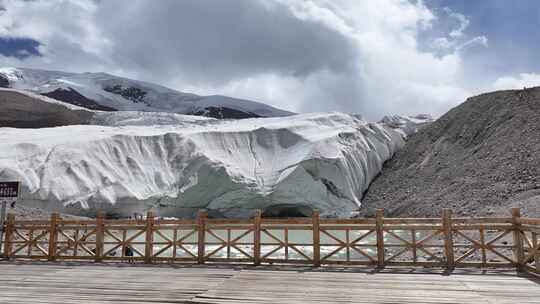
[361,87,540,218]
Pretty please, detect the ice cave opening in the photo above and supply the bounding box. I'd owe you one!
[262,204,314,218]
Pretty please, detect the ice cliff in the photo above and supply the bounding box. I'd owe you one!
[0,112,404,218]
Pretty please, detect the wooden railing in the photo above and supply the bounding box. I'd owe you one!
[1,208,539,275]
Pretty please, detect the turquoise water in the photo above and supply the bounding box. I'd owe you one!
[101,228,437,261]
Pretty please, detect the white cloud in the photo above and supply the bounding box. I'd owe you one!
[0,0,110,55]
[0,0,515,120]
[445,7,470,38]
[493,73,540,90]
[431,37,453,49]
[456,36,489,51]
[430,7,488,53]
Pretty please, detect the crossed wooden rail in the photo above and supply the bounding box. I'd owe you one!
[1,208,539,276]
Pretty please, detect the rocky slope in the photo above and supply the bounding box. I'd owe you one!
[361,87,540,217]
[0,88,215,128]
[0,89,94,128]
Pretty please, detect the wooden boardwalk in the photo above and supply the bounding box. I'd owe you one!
[0,263,538,303]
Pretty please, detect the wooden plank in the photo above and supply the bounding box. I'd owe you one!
[521,225,540,234]
[452,217,514,224]
[57,220,96,225]
[1,262,540,303]
[382,224,443,230]
[530,231,540,273]
[315,225,374,230]
[519,218,540,225]
[12,220,51,225]
[193,267,540,304]
[205,219,252,224]
[382,218,442,224]
[319,218,375,224]
[201,225,253,230]
[450,224,514,230]
[261,218,312,224]
[0,263,236,303]
[259,225,313,230]
[103,219,147,225]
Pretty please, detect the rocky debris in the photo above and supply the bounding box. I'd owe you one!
[103,85,147,105]
[380,114,434,137]
[5,205,89,220]
[190,106,262,119]
[0,74,9,88]
[0,89,94,128]
[361,87,540,218]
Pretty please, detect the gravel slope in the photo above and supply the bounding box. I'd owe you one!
[361,87,540,218]
[4,205,89,220]
[0,89,93,128]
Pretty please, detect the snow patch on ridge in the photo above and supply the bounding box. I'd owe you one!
[380,114,434,137]
[0,67,294,118]
[0,87,92,111]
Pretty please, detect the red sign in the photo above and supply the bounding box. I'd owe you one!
[0,182,19,198]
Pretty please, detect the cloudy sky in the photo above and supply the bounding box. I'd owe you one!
[0,0,539,119]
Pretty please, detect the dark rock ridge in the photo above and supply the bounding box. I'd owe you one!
[103,85,147,105]
[361,87,540,218]
[189,106,262,119]
[42,88,117,111]
[50,85,269,119]
[0,75,9,88]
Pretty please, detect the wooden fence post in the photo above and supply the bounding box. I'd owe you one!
[312,210,321,267]
[145,211,155,264]
[197,210,207,264]
[94,211,105,262]
[48,213,59,261]
[442,209,454,270]
[511,208,525,271]
[0,201,6,258]
[375,209,385,268]
[253,210,262,266]
[533,232,539,273]
[3,214,15,260]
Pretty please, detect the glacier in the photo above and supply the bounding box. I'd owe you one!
[0,111,405,218]
[379,114,434,137]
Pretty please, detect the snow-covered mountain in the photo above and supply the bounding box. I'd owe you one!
[0,88,215,128]
[0,67,294,119]
[0,101,404,218]
[380,114,434,137]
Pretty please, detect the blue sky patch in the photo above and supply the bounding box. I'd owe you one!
[0,37,41,59]
[426,0,540,78]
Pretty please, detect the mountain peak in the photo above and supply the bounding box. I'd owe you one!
[0,67,294,119]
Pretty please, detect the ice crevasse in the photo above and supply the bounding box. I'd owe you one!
[0,112,405,218]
